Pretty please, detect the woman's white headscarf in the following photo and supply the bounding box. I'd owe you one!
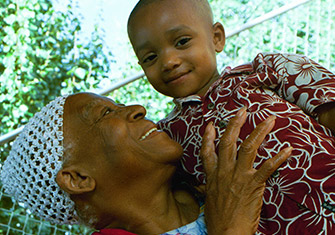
[1,95,79,225]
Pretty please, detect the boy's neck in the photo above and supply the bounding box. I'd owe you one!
[196,70,221,97]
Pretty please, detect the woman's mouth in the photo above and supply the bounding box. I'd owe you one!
[140,127,158,140]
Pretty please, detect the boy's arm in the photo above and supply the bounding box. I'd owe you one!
[314,102,335,134]
[253,53,335,130]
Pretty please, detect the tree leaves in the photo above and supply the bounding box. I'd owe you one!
[0,0,112,137]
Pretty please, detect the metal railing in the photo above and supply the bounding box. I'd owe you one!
[0,0,314,146]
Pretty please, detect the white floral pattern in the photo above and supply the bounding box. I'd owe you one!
[158,53,335,234]
[285,54,322,85]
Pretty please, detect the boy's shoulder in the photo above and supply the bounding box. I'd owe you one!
[252,52,310,65]
[224,52,307,75]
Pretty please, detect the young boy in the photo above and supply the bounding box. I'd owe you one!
[127,0,335,234]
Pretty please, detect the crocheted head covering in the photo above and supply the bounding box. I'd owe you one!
[0,95,79,225]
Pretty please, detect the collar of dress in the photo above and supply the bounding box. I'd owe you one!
[163,63,254,121]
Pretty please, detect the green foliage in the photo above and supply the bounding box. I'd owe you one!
[209,0,335,71]
[0,0,111,136]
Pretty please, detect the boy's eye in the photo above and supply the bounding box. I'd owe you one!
[176,37,191,47]
[142,54,157,64]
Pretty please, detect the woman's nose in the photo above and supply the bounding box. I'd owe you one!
[161,49,181,72]
[126,105,146,121]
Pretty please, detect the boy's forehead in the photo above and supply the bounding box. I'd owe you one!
[143,0,197,8]
[135,0,193,16]
[128,0,213,43]
[128,0,213,28]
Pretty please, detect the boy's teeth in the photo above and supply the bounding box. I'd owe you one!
[140,127,158,140]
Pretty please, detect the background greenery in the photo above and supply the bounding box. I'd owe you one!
[0,0,334,234]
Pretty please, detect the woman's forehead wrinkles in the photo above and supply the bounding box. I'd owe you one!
[81,99,102,122]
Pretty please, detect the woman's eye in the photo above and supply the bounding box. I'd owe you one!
[176,37,191,47]
[104,108,112,116]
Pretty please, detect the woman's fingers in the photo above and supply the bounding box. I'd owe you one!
[200,122,217,178]
[217,107,247,169]
[202,110,292,235]
[255,146,292,183]
[201,107,248,183]
[237,115,276,170]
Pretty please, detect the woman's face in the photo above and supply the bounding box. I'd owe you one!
[63,92,183,183]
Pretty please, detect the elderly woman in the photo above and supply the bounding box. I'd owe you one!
[1,92,291,235]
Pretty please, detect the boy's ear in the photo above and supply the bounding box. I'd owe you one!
[212,22,225,53]
[56,166,96,195]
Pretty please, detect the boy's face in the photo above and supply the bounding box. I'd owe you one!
[128,0,225,98]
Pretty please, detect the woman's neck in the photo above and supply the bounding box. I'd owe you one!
[100,183,200,235]
[133,185,200,234]
[92,165,200,234]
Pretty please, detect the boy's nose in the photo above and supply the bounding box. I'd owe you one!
[161,50,181,71]
[126,105,147,122]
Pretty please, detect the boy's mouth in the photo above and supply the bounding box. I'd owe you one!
[165,70,191,84]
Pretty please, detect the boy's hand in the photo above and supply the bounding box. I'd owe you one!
[315,102,335,134]
[200,108,292,235]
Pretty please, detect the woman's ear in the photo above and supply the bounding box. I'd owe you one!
[212,22,226,53]
[56,166,96,195]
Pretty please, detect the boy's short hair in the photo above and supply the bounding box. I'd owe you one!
[127,0,214,32]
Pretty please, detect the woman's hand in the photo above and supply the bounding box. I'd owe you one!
[200,107,292,235]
